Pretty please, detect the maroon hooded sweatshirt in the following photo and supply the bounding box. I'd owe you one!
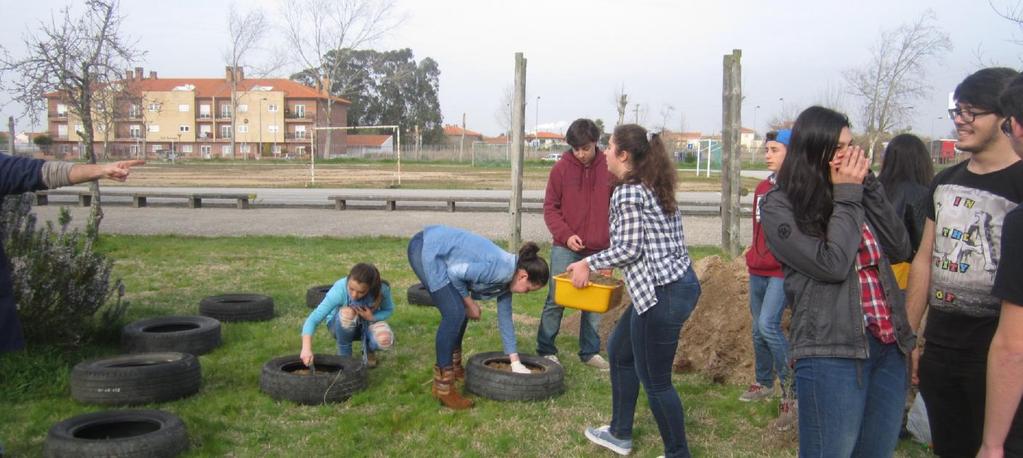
[543,148,613,256]
[745,176,784,277]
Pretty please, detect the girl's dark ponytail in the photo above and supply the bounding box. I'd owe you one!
[515,242,549,286]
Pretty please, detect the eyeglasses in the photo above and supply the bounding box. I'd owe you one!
[948,107,996,123]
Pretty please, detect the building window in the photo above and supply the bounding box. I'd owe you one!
[268,124,279,133]
[129,104,141,117]
[240,143,251,153]
[179,125,190,133]
[238,125,249,134]
[129,144,139,154]
[267,104,278,112]
[200,145,212,156]
[57,124,68,138]
[222,145,232,155]
[199,104,211,118]
[75,124,84,134]
[199,125,211,138]
[151,144,161,152]
[148,103,161,112]
[178,104,189,112]
[294,104,306,117]
[220,125,232,138]
[180,145,193,153]
[130,125,141,138]
[238,104,248,113]
[56,103,67,115]
[148,125,160,133]
[220,105,232,117]
[297,146,306,156]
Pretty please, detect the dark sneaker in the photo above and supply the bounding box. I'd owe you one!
[584,425,632,455]
[738,382,774,402]
[366,351,378,369]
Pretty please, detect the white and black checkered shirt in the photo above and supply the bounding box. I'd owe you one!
[586,183,692,314]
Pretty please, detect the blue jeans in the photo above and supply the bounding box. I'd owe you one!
[608,268,700,458]
[328,316,380,356]
[748,274,791,393]
[408,231,469,368]
[537,245,602,361]
[795,333,907,458]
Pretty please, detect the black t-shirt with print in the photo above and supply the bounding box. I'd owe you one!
[924,160,1023,351]
[993,205,1023,307]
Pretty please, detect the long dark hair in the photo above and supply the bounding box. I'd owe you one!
[879,133,934,190]
[349,262,383,307]
[515,242,549,287]
[776,106,851,238]
[612,124,678,214]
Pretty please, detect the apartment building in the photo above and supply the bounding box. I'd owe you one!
[46,66,349,159]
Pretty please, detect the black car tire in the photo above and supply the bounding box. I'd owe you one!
[121,316,222,356]
[44,409,188,458]
[260,354,367,405]
[199,293,274,322]
[70,352,202,406]
[465,352,565,401]
[406,283,433,306]
[306,285,333,309]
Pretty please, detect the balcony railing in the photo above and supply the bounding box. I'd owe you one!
[197,114,213,120]
[48,112,68,118]
[284,112,311,120]
[284,133,309,141]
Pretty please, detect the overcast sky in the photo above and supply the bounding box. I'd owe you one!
[1,0,1020,139]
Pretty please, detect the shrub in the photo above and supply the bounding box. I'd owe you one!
[0,194,128,347]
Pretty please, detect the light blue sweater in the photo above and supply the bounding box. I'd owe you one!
[302,277,395,336]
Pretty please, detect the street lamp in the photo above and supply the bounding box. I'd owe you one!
[753,105,760,138]
[535,96,541,147]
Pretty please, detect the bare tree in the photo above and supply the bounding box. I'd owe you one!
[844,10,951,164]
[659,104,675,133]
[0,0,142,227]
[278,0,404,157]
[991,0,1023,36]
[613,85,628,126]
[224,3,269,160]
[814,83,848,114]
[767,102,800,131]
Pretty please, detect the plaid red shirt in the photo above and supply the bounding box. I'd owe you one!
[856,224,895,344]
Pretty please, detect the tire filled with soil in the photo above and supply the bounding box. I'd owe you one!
[260,354,367,405]
[465,352,564,401]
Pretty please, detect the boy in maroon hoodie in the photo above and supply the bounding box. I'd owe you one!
[536,119,613,369]
[743,129,796,430]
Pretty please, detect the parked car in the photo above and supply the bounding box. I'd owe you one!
[541,153,562,162]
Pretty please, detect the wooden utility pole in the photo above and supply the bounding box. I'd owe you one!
[460,113,466,162]
[721,49,743,257]
[7,117,15,156]
[510,53,527,252]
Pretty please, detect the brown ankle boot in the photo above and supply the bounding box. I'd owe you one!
[432,365,473,410]
[451,348,465,381]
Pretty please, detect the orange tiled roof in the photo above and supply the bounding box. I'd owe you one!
[483,135,509,145]
[532,131,564,140]
[346,134,392,147]
[443,124,482,137]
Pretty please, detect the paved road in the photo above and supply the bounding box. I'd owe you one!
[30,205,752,247]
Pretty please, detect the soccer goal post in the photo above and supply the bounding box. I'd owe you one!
[311,125,402,186]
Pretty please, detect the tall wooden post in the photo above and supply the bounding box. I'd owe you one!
[7,117,16,156]
[721,49,743,257]
[510,53,527,252]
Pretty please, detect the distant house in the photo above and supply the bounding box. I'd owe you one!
[526,131,566,149]
[740,127,755,149]
[483,134,510,145]
[443,124,483,146]
[661,131,702,152]
[345,134,393,156]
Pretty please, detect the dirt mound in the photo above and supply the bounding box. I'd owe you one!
[559,255,760,385]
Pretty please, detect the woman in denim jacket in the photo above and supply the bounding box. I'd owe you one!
[760,106,913,457]
[407,225,549,410]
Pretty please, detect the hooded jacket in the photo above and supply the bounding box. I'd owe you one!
[543,149,613,256]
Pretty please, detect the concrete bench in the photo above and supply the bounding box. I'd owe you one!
[131,192,251,209]
[327,195,544,212]
[34,190,132,206]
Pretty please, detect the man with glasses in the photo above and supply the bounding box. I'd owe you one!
[978,73,1023,458]
[907,67,1023,457]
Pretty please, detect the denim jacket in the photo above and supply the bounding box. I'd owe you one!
[420,225,518,354]
[760,174,916,359]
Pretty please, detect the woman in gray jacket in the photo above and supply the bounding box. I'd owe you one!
[760,106,913,457]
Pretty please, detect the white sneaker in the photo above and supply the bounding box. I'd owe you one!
[585,354,610,370]
[543,354,560,365]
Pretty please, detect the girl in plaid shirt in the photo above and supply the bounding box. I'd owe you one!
[568,124,701,458]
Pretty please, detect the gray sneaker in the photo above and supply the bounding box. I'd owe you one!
[738,383,774,402]
[584,425,632,455]
[584,354,610,370]
[543,354,561,365]
[773,398,798,431]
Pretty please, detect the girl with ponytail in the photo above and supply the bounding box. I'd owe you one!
[407,225,549,410]
[567,124,701,457]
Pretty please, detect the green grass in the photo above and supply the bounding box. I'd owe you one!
[0,236,934,456]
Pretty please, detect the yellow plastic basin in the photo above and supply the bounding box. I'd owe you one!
[553,273,624,313]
